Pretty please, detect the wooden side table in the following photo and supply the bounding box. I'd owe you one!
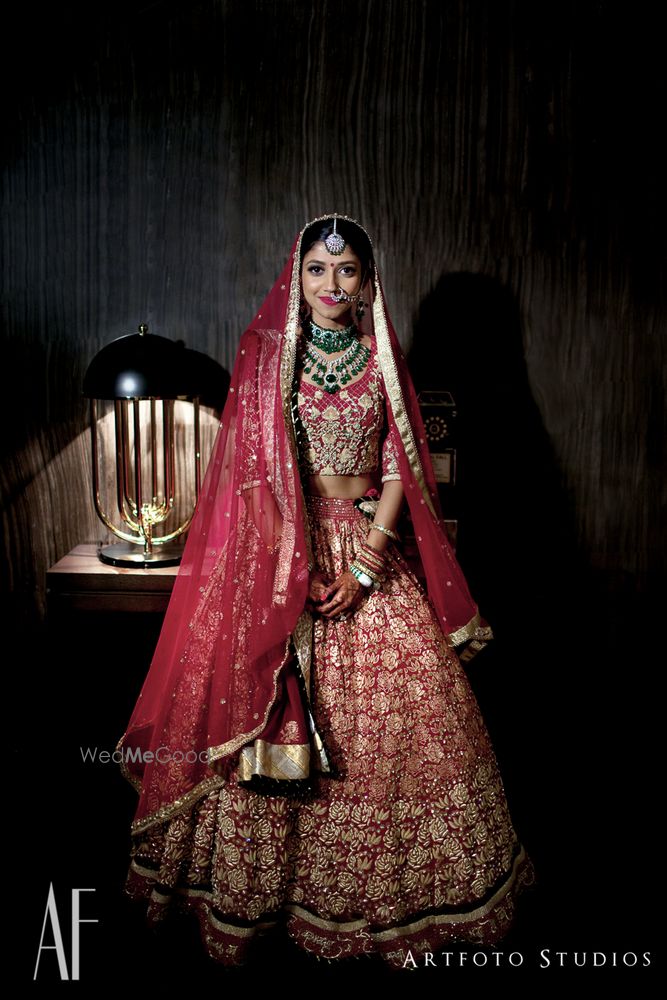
[46,543,180,614]
[45,544,182,732]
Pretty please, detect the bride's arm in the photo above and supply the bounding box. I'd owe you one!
[243,485,283,552]
[366,479,404,554]
[366,407,404,553]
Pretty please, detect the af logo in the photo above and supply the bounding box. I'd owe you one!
[33,884,98,980]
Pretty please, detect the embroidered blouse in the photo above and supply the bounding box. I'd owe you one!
[294,335,401,482]
[238,334,401,491]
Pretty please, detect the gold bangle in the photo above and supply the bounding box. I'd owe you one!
[370,522,399,542]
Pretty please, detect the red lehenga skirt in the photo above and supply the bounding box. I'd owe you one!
[125,494,535,968]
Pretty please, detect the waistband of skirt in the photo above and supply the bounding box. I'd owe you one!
[304,494,367,521]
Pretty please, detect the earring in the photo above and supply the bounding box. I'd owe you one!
[356,298,366,322]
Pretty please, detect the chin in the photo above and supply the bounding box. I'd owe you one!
[312,307,353,326]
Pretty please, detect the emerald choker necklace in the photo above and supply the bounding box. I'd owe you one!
[307,320,356,353]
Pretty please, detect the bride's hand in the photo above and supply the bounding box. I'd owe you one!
[317,570,366,619]
[305,569,334,611]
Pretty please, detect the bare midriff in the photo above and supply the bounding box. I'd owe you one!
[305,473,376,499]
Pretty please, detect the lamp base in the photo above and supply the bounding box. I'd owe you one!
[97,541,183,568]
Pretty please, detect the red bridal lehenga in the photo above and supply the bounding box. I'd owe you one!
[117,215,535,968]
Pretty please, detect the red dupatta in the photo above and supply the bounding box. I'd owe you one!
[117,215,492,833]
[370,268,493,656]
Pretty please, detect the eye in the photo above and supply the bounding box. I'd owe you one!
[307,265,324,275]
[340,266,357,276]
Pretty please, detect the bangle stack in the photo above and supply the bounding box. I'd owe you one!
[350,540,387,590]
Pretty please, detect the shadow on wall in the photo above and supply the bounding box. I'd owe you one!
[406,271,591,854]
[407,271,585,635]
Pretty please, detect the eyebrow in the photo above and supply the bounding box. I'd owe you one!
[305,258,358,266]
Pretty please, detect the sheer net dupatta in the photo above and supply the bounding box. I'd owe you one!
[117,253,325,834]
[367,268,494,661]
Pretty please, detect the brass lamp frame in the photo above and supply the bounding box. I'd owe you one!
[89,394,202,567]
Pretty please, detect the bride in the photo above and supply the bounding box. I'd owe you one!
[117,213,535,967]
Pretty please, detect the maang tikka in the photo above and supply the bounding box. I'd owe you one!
[324,217,346,255]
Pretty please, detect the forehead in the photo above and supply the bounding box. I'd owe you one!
[302,240,361,267]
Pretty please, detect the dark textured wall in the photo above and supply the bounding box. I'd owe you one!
[2,0,664,976]
[2,0,663,634]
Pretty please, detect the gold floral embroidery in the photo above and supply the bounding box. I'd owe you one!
[125,495,534,967]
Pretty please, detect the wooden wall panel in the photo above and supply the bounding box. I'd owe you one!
[2,0,663,631]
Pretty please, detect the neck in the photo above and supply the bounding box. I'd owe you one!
[309,311,354,332]
[309,318,355,336]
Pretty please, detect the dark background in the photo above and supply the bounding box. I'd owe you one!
[3,0,663,984]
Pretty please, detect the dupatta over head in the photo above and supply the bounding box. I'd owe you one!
[117,214,493,833]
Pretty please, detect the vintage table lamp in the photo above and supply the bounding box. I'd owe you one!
[83,323,227,567]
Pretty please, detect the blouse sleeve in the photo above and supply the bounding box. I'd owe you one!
[380,418,402,483]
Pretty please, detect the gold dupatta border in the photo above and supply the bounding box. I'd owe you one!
[279,229,315,577]
[447,610,483,647]
[126,775,226,835]
[237,739,311,781]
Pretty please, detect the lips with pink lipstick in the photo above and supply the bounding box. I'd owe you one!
[318,296,343,306]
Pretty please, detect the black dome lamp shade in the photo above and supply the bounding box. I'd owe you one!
[83,323,229,568]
